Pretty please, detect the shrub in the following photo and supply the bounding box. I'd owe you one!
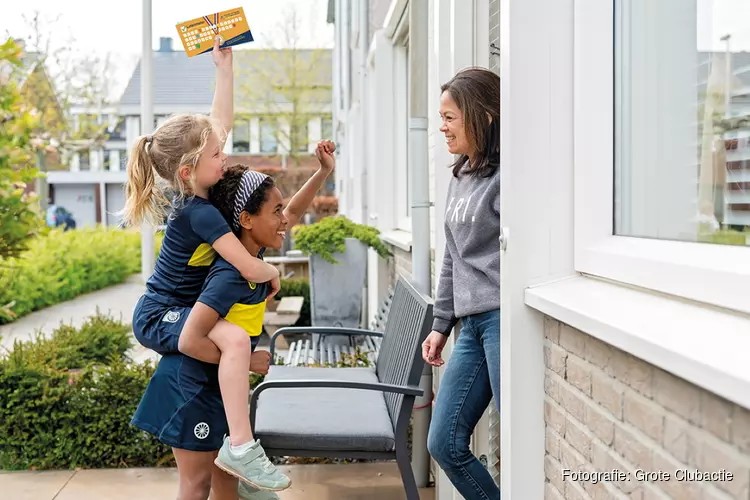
[292,215,392,264]
[0,227,161,324]
[0,38,43,261]
[6,312,132,370]
[0,313,173,470]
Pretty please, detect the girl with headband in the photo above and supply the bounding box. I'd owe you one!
[132,141,336,500]
[123,36,292,496]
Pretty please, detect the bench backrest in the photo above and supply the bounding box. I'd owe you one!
[369,287,394,332]
[375,277,433,424]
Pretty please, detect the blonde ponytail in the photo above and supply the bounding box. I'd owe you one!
[118,114,224,227]
[121,136,170,227]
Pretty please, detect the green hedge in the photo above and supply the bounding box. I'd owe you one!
[0,227,160,325]
[0,313,173,470]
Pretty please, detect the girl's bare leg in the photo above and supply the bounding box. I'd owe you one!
[173,447,215,500]
[208,320,254,445]
[211,461,240,500]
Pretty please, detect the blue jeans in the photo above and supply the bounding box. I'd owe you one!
[427,310,500,500]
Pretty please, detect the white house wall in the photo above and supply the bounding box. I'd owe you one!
[106,183,126,227]
[333,0,499,496]
[52,184,97,227]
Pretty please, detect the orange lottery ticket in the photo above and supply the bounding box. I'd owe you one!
[176,7,254,57]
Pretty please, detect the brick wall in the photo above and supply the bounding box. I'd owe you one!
[387,246,413,288]
[544,316,750,499]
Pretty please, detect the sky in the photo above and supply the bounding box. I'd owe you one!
[0,0,334,98]
[3,0,750,100]
[697,0,750,51]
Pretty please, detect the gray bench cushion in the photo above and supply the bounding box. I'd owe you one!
[253,366,396,452]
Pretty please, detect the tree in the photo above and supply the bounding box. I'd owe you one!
[0,38,43,260]
[13,11,117,166]
[234,5,332,165]
[8,12,119,211]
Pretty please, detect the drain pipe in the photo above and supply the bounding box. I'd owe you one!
[408,0,432,489]
[359,0,370,324]
[140,0,155,282]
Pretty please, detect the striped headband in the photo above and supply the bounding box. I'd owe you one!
[232,169,269,232]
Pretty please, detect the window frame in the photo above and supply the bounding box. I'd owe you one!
[393,12,412,232]
[232,117,251,153]
[574,0,750,315]
[259,117,279,155]
[321,116,333,142]
[292,118,309,154]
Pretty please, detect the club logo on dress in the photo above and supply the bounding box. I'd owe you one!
[248,282,257,290]
[194,422,210,439]
[163,311,181,323]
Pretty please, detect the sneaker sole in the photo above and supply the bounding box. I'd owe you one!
[213,456,292,492]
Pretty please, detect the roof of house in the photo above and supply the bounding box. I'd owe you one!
[119,44,332,113]
[1,50,42,88]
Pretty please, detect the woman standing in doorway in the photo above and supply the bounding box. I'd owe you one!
[423,67,500,500]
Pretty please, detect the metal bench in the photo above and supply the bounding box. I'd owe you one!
[272,287,395,366]
[250,277,433,500]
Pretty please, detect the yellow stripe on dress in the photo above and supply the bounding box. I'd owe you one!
[188,243,216,267]
[224,301,267,337]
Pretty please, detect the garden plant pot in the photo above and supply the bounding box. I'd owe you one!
[308,237,367,329]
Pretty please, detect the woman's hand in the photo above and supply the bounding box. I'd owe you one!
[211,35,232,71]
[422,330,448,366]
[315,140,336,173]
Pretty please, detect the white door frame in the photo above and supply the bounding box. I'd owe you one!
[500,0,578,497]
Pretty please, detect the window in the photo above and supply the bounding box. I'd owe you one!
[79,151,90,171]
[614,0,750,246]
[321,117,333,141]
[292,119,309,153]
[575,0,750,314]
[394,14,411,231]
[103,150,111,171]
[233,118,250,153]
[118,149,128,170]
[259,118,278,154]
[109,118,126,141]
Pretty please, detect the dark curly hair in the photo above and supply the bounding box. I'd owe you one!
[208,164,276,232]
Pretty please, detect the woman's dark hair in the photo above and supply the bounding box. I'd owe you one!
[209,164,276,231]
[440,67,500,178]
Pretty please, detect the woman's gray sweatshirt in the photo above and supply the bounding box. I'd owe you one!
[432,165,500,334]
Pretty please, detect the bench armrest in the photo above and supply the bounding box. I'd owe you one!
[249,379,423,424]
[269,327,384,357]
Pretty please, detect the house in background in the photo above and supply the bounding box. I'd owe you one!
[46,104,128,227]
[328,0,500,498]
[48,36,333,228]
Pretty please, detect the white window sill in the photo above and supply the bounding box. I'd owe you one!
[380,230,412,252]
[525,275,750,411]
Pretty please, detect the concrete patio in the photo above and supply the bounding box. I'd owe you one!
[0,463,434,500]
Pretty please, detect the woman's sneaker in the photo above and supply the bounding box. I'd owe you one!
[238,481,281,500]
[215,437,291,491]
